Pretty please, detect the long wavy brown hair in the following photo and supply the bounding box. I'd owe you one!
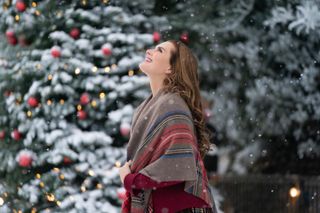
[161,39,213,159]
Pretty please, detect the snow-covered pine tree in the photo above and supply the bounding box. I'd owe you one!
[0,0,169,212]
[160,0,319,175]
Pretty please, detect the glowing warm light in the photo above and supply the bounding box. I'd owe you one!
[96,183,102,189]
[48,74,53,80]
[0,197,4,206]
[91,100,97,107]
[88,170,95,176]
[32,2,37,7]
[59,99,64,105]
[128,70,134,76]
[289,187,301,198]
[36,63,42,70]
[59,174,65,180]
[36,173,41,179]
[77,105,82,110]
[75,68,81,74]
[104,66,110,72]
[47,100,52,105]
[27,111,32,117]
[111,64,117,69]
[53,168,60,173]
[39,182,45,188]
[81,186,86,192]
[35,10,40,16]
[46,193,55,202]
[115,161,121,168]
[15,15,20,21]
[92,66,98,73]
[99,92,105,99]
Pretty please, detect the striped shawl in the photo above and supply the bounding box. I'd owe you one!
[122,88,216,213]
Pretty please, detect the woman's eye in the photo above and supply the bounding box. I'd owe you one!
[157,47,162,53]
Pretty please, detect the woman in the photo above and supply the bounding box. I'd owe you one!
[118,40,218,213]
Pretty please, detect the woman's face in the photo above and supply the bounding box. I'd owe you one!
[139,41,175,78]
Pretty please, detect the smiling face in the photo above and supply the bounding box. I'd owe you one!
[139,41,176,79]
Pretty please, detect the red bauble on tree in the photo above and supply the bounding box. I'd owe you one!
[11,129,22,141]
[101,44,112,56]
[77,110,87,120]
[0,130,5,140]
[180,32,189,44]
[63,156,72,164]
[5,30,15,38]
[117,187,126,201]
[28,97,39,107]
[51,46,61,58]
[69,28,80,39]
[153,31,161,43]
[120,122,131,137]
[17,151,34,167]
[16,1,26,12]
[80,93,90,105]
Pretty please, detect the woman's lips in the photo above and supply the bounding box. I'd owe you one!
[145,57,152,63]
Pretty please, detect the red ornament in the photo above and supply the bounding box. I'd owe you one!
[117,188,126,201]
[180,32,189,44]
[28,97,39,107]
[120,123,131,137]
[12,129,22,141]
[18,153,32,167]
[63,156,72,164]
[8,37,18,45]
[77,110,87,120]
[4,90,12,97]
[102,47,112,56]
[51,46,61,58]
[70,28,80,39]
[16,1,26,12]
[80,93,90,105]
[0,130,5,140]
[153,31,161,43]
[5,30,15,38]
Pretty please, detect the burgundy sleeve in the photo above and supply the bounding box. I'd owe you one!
[124,172,184,195]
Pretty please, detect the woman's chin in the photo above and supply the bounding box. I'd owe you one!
[138,63,150,74]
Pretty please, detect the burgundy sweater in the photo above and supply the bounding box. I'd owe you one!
[124,172,211,213]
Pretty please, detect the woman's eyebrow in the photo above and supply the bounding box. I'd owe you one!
[155,45,166,52]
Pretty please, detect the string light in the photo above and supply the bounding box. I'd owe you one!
[128,69,134,76]
[75,67,81,74]
[81,186,86,192]
[91,66,98,73]
[46,193,55,202]
[27,111,32,117]
[111,64,117,70]
[48,74,53,80]
[56,201,61,206]
[99,92,105,99]
[52,168,60,173]
[115,161,121,168]
[0,197,4,206]
[59,99,65,105]
[59,174,65,180]
[81,0,87,6]
[102,0,109,4]
[31,208,37,213]
[88,170,95,176]
[15,15,20,22]
[36,173,41,179]
[39,182,45,188]
[47,100,52,105]
[91,100,97,107]
[96,183,102,189]
[104,66,110,72]
[77,105,82,110]
[35,10,40,16]
[32,2,37,7]
[289,186,301,198]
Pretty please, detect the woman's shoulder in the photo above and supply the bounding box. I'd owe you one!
[156,92,192,116]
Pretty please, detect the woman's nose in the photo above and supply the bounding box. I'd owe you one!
[146,49,152,55]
